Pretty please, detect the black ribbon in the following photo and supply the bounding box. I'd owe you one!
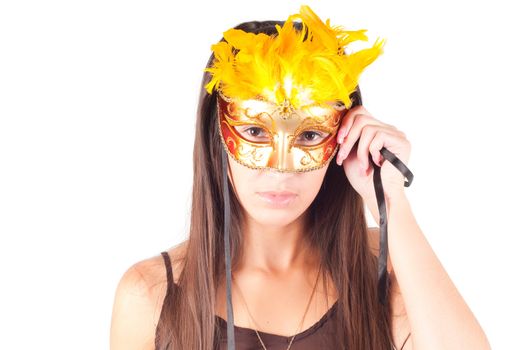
[372,147,414,305]
[222,149,236,350]
[221,146,414,349]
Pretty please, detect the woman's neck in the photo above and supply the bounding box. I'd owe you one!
[237,212,319,275]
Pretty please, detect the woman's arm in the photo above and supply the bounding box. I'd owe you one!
[366,192,491,350]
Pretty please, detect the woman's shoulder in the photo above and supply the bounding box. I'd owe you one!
[135,240,189,290]
[110,240,189,350]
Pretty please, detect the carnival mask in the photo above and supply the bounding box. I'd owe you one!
[217,90,349,172]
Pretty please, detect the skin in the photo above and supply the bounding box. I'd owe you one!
[213,155,340,337]
[110,104,490,349]
[225,153,328,274]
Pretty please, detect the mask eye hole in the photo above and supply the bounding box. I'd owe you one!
[233,125,272,143]
[295,130,330,146]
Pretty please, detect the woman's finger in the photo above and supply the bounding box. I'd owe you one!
[337,113,383,165]
[367,129,403,167]
[357,126,400,170]
[337,105,371,143]
[338,106,400,139]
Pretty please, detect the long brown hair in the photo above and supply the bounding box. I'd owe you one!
[155,20,395,350]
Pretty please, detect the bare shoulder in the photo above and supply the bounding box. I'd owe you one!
[110,240,189,350]
[367,227,413,350]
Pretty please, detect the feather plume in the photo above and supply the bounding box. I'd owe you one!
[204,4,385,109]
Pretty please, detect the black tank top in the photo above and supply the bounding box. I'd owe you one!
[155,251,410,350]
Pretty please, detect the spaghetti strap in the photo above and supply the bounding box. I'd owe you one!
[160,251,174,294]
[400,332,411,350]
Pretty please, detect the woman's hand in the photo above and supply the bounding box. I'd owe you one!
[335,105,411,202]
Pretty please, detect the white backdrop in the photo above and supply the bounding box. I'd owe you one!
[1,0,524,349]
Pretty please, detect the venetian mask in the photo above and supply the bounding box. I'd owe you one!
[217,90,349,172]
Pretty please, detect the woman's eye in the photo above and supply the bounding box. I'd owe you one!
[301,131,320,141]
[237,126,271,141]
[296,131,328,145]
[247,127,266,137]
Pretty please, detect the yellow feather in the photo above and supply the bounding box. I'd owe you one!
[204,4,385,109]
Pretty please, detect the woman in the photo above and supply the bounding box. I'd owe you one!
[110,5,490,350]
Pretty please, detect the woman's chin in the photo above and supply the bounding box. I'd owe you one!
[246,207,305,228]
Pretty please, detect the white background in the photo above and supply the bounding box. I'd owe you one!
[1,0,525,349]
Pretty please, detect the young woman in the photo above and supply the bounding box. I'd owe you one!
[110,5,490,350]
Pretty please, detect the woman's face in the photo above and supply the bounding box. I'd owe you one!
[227,155,329,228]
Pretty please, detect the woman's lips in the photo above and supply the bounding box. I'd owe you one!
[256,191,297,206]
